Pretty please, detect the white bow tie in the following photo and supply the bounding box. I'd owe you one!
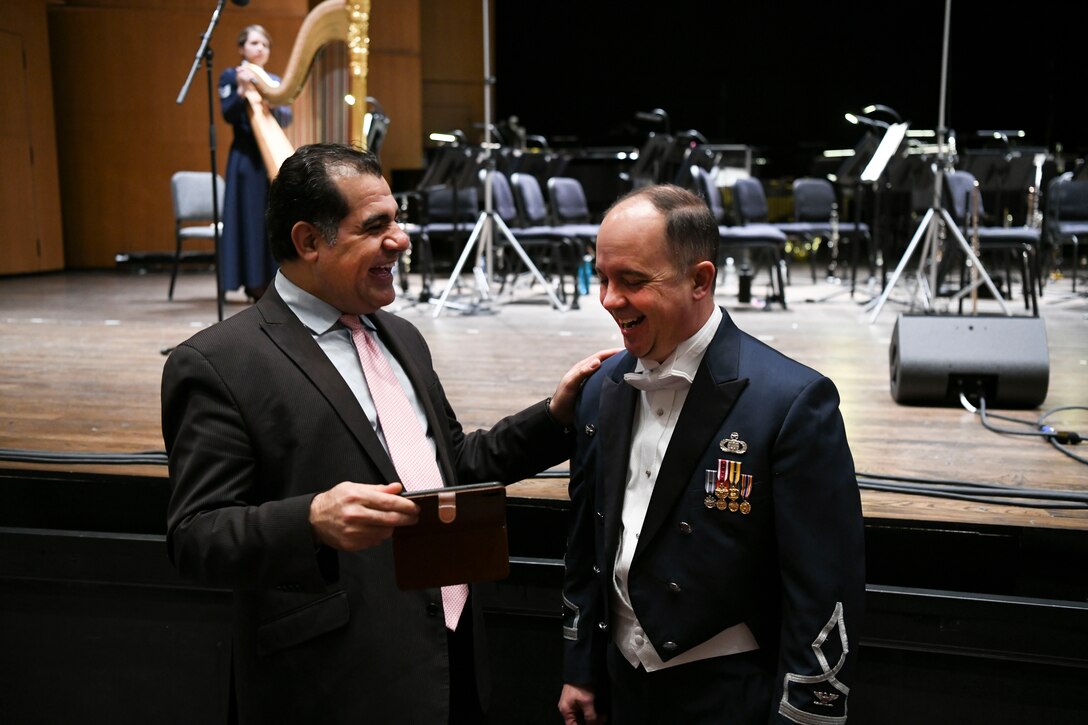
[623,368,693,391]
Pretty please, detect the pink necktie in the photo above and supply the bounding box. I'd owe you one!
[340,314,468,630]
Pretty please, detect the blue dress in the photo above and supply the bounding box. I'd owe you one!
[218,66,292,294]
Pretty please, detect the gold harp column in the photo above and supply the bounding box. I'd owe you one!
[347,2,370,150]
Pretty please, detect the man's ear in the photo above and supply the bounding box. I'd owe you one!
[692,260,717,299]
[291,221,324,261]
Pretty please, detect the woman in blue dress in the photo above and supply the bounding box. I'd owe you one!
[219,25,292,302]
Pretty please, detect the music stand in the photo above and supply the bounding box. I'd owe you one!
[431,0,566,318]
[803,131,883,304]
[866,0,1009,324]
[397,142,482,308]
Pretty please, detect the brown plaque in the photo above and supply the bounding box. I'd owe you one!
[393,482,510,590]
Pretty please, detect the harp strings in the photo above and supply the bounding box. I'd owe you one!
[286,43,351,148]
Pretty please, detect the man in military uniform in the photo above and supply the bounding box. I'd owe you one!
[558,184,865,724]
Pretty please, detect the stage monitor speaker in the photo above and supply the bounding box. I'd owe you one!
[889,315,1049,408]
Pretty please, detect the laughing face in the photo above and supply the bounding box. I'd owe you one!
[595,196,710,363]
[309,172,408,315]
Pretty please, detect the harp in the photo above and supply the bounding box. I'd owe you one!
[244,0,372,180]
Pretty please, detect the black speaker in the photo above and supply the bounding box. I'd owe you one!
[889,315,1050,408]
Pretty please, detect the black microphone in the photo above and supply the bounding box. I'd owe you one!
[635,108,668,124]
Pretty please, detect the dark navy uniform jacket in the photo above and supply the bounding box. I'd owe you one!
[562,307,865,724]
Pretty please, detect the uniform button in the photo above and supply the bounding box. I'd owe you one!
[668,581,682,593]
[596,510,604,519]
[592,565,601,574]
[644,470,651,477]
[663,641,678,651]
[633,634,644,647]
[679,521,692,534]
[426,602,440,617]
[655,408,664,416]
[597,622,609,632]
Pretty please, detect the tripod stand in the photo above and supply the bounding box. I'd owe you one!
[866,0,1009,324]
[430,161,567,317]
[431,0,566,318]
[176,0,229,322]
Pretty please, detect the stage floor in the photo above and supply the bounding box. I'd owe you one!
[1,266,1085,532]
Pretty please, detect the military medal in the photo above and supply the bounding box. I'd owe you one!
[714,471,729,510]
[717,459,743,512]
[709,472,726,511]
[704,470,717,509]
[739,473,753,514]
[720,432,748,455]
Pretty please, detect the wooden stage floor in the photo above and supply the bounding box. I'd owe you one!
[1,266,1085,533]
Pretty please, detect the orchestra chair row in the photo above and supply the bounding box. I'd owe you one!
[690,166,789,309]
[731,176,871,286]
[944,170,1041,315]
[1043,175,1088,293]
[486,169,583,308]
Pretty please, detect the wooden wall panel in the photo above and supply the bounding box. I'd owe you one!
[371,53,424,177]
[371,0,423,174]
[0,0,64,275]
[47,2,309,268]
[420,0,485,147]
[20,0,439,269]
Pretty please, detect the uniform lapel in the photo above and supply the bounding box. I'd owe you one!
[256,288,399,484]
[635,310,749,559]
[599,355,638,571]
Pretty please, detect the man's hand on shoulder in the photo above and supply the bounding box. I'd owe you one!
[549,348,622,427]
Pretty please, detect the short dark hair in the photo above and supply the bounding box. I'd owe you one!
[607,184,718,273]
[265,143,384,262]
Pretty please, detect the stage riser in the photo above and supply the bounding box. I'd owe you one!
[2,468,1086,723]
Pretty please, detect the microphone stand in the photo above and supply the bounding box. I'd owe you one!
[865,0,1007,323]
[430,0,566,317]
[177,0,228,323]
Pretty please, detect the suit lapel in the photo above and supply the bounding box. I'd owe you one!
[635,310,749,559]
[256,288,399,484]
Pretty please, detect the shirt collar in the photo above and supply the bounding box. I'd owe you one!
[630,305,722,385]
[274,271,376,335]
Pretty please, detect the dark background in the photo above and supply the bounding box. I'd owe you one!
[494,0,1086,179]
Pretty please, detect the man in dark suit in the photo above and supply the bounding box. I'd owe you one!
[558,185,865,724]
[163,143,609,725]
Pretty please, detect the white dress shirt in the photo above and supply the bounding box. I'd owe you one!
[611,306,759,671]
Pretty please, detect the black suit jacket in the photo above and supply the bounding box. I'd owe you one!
[562,308,865,723]
[162,285,571,724]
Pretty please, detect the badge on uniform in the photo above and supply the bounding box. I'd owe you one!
[720,432,748,454]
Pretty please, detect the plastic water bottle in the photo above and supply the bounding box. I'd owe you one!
[577,255,592,295]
